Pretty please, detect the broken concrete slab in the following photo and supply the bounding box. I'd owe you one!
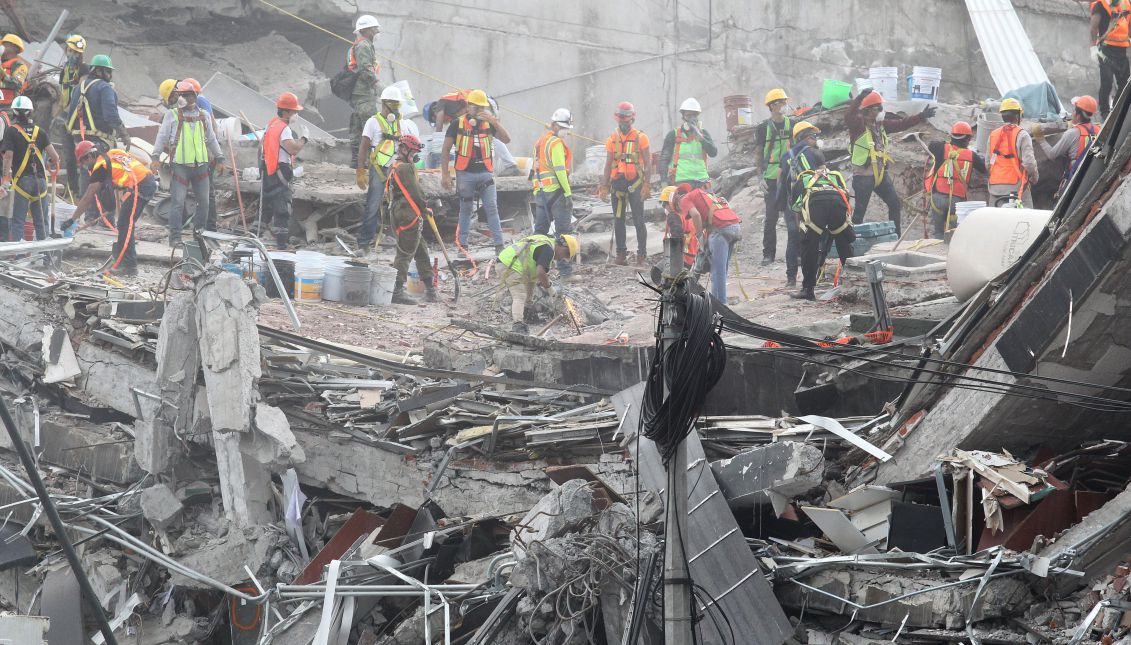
[195,271,261,435]
[711,441,825,508]
[140,483,183,531]
[42,325,80,384]
[1040,483,1131,593]
[0,417,141,485]
[137,293,200,475]
[511,478,594,560]
[249,402,305,466]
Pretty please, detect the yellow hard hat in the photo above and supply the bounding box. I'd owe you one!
[764,88,789,105]
[792,121,820,138]
[559,234,580,259]
[999,97,1024,114]
[467,89,490,107]
[0,34,24,53]
[158,79,177,103]
[659,185,678,203]
[65,35,86,53]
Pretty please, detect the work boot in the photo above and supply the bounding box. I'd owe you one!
[785,276,797,288]
[391,279,419,305]
[615,251,628,265]
[511,321,529,335]
[494,244,505,256]
[107,265,138,278]
[636,252,647,267]
[424,284,440,303]
[275,233,289,250]
[760,256,774,266]
[790,287,816,301]
[169,234,181,249]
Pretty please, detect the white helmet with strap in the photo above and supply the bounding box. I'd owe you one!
[355,15,380,32]
[380,86,403,103]
[11,95,31,111]
[551,108,573,129]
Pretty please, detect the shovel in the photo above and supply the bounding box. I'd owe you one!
[49,168,58,237]
[425,209,461,303]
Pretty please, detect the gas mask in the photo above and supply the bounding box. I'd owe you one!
[12,110,30,126]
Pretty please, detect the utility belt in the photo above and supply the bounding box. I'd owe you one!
[610,175,642,194]
[798,177,852,235]
[11,171,48,202]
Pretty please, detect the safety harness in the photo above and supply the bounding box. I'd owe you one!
[66,77,116,145]
[9,124,48,202]
[926,143,974,231]
[790,146,852,235]
[383,161,424,235]
[851,125,893,184]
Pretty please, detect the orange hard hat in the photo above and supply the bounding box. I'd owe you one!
[276,92,303,111]
[950,121,973,137]
[1072,95,1099,115]
[74,140,98,160]
[860,91,884,109]
[175,78,202,94]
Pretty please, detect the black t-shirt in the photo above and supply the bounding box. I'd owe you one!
[88,161,110,186]
[533,244,554,272]
[446,118,496,173]
[0,124,50,179]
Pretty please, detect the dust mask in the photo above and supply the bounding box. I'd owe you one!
[618,122,631,133]
[176,96,187,109]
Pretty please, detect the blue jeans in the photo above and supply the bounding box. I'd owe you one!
[10,174,46,241]
[534,190,573,275]
[359,165,388,246]
[708,224,742,302]
[168,163,210,237]
[456,170,503,247]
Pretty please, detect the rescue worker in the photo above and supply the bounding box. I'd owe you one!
[1092,0,1131,118]
[845,89,934,235]
[659,97,717,188]
[988,98,1039,208]
[152,78,223,246]
[379,134,437,304]
[660,185,698,270]
[63,141,156,277]
[348,15,381,169]
[66,54,127,226]
[159,78,220,228]
[356,85,403,250]
[1035,95,1099,196]
[755,88,799,285]
[497,233,579,334]
[59,35,87,195]
[783,122,855,301]
[423,91,466,169]
[532,108,576,276]
[1,97,59,241]
[678,183,743,303]
[259,92,309,249]
[925,122,987,238]
[598,101,652,265]
[0,34,27,117]
[440,89,510,253]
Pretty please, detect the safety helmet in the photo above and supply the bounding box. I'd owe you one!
[0,34,24,53]
[11,95,31,112]
[158,79,177,102]
[659,185,678,204]
[380,86,403,103]
[679,97,702,113]
[466,89,490,107]
[676,182,694,195]
[614,101,635,122]
[950,121,973,137]
[89,54,113,70]
[792,121,820,139]
[860,91,884,109]
[355,15,381,32]
[551,108,573,129]
[764,88,789,106]
[74,140,98,161]
[559,234,580,259]
[399,134,424,153]
[276,92,303,111]
[65,35,86,53]
[999,97,1023,115]
[1072,95,1099,115]
[176,78,202,94]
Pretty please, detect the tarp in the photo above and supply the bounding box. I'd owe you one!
[965,0,1064,116]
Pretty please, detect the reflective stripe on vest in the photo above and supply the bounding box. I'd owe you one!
[10,125,47,202]
[498,234,555,280]
[988,124,1024,185]
[60,58,82,108]
[370,113,400,168]
[66,78,116,144]
[672,128,708,182]
[929,143,974,199]
[0,57,27,106]
[762,117,793,180]
[850,126,892,183]
[534,132,571,192]
[347,38,381,75]
[170,108,209,165]
[453,115,494,172]
[92,149,150,189]
[1097,0,1131,46]
[1069,123,1099,179]
[610,129,642,181]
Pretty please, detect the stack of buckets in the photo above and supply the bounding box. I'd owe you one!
[868,67,900,100]
[908,66,942,102]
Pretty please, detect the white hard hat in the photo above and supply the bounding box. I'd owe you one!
[355,15,380,32]
[380,86,404,102]
[11,95,31,111]
[551,107,573,129]
[679,97,702,113]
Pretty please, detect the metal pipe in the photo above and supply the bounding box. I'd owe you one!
[788,569,1024,611]
[26,9,69,80]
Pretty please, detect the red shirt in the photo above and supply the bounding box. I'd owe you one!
[679,188,741,229]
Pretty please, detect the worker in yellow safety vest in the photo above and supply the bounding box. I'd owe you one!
[532,108,576,276]
[58,35,87,195]
[497,233,579,334]
[356,85,403,250]
[659,97,717,188]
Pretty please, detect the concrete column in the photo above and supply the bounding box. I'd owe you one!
[136,294,199,475]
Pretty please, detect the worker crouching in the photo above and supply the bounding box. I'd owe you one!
[677,183,742,303]
[497,234,579,335]
[383,134,438,305]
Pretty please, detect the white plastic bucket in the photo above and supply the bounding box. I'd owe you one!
[909,66,942,102]
[584,146,605,176]
[342,264,373,306]
[954,200,986,227]
[369,266,398,306]
[869,67,900,101]
[216,117,241,142]
[294,253,326,302]
[322,259,348,302]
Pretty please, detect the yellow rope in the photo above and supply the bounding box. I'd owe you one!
[255,0,603,145]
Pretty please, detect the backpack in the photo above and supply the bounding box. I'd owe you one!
[330,66,359,101]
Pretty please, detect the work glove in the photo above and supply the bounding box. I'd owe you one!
[1031,124,1044,140]
[117,128,132,151]
[597,184,609,202]
[920,105,937,119]
[1091,45,1103,64]
[151,160,162,173]
[211,156,224,171]
[356,167,369,190]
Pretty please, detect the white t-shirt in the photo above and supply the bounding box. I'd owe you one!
[362,115,403,167]
[278,126,295,165]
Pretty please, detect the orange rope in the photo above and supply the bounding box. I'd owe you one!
[108,187,139,271]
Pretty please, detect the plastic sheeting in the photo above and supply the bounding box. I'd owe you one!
[965,0,1064,117]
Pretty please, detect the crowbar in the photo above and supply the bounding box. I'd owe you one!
[424,208,461,303]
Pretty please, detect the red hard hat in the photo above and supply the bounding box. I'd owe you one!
[861,91,884,109]
[676,182,693,194]
[176,78,202,94]
[399,133,423,152]
[950,121,973,137]
[615,101,635,121]
[74,140,98,160]
[276,92,303,111]
[1073,95,1099,115]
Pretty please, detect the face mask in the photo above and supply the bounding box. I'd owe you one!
[618,122,631,133]
[176,96,187,108]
